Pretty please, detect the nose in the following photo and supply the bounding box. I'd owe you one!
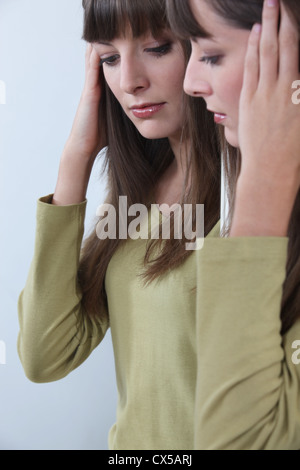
[120,57,150,95]
[184,51,212,98]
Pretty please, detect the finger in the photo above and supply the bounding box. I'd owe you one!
[85,44,102,90]
[90,45,101,70]
[259,0,280,85]
[242,24,261,99]
[278,1,299,82]
[85,43,93,70]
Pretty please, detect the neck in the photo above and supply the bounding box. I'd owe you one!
[154,131,191,206]
[168,129,189,171]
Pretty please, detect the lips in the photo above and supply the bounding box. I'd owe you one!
[213,113,227,124]
[207,109,227,125]
[130,102,166,119]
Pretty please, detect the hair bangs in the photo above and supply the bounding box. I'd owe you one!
[83,0,169,43]
[209,0,263,30]
[166,0,211,40]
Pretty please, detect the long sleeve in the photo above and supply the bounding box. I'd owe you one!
[18,195,109,383]
[194,236,300,449]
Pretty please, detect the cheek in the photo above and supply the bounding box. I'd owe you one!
[163,63,186,98]
[158,50,186,90]
[103,70,121,102]
[222,67,244,113]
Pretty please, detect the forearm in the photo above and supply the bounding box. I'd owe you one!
[18,196,108,382]
[232,0,300,238]
[53,44,105,206]
[52,143,95,206]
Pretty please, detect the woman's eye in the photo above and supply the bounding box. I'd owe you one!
[146,43,172,57]
[200,55,221,66]
[100,43,173,66]
[100,54,119,66]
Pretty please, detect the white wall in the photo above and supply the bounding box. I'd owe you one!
[0,0,117,450]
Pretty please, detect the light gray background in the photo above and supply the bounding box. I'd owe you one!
[0,0,117,450]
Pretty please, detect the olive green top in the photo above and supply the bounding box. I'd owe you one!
[18,195,300,449]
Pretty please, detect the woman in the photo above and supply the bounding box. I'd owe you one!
[18,0,221,450]
[167,0,300,449]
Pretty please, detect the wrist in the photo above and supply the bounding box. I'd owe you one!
[63,139,98,164]
[52,147,94,206]
[229,170,298,237]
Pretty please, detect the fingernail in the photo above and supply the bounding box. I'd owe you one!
[267,0,278,7]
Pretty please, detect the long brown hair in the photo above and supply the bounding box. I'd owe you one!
[78,0,221,320]
[167,0,300,334]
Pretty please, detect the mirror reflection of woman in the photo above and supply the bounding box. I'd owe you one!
[167,0,300,450]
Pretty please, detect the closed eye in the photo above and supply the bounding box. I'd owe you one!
[145,43,173,57]
[199,55,222,66]
[100,54,119,66]
[100,42,173,67]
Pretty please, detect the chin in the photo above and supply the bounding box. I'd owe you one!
[224,127,239,149]
[136,123,173,140]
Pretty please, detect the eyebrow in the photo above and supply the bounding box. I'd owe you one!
[196,33,221,45]
[95,40,113,46]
